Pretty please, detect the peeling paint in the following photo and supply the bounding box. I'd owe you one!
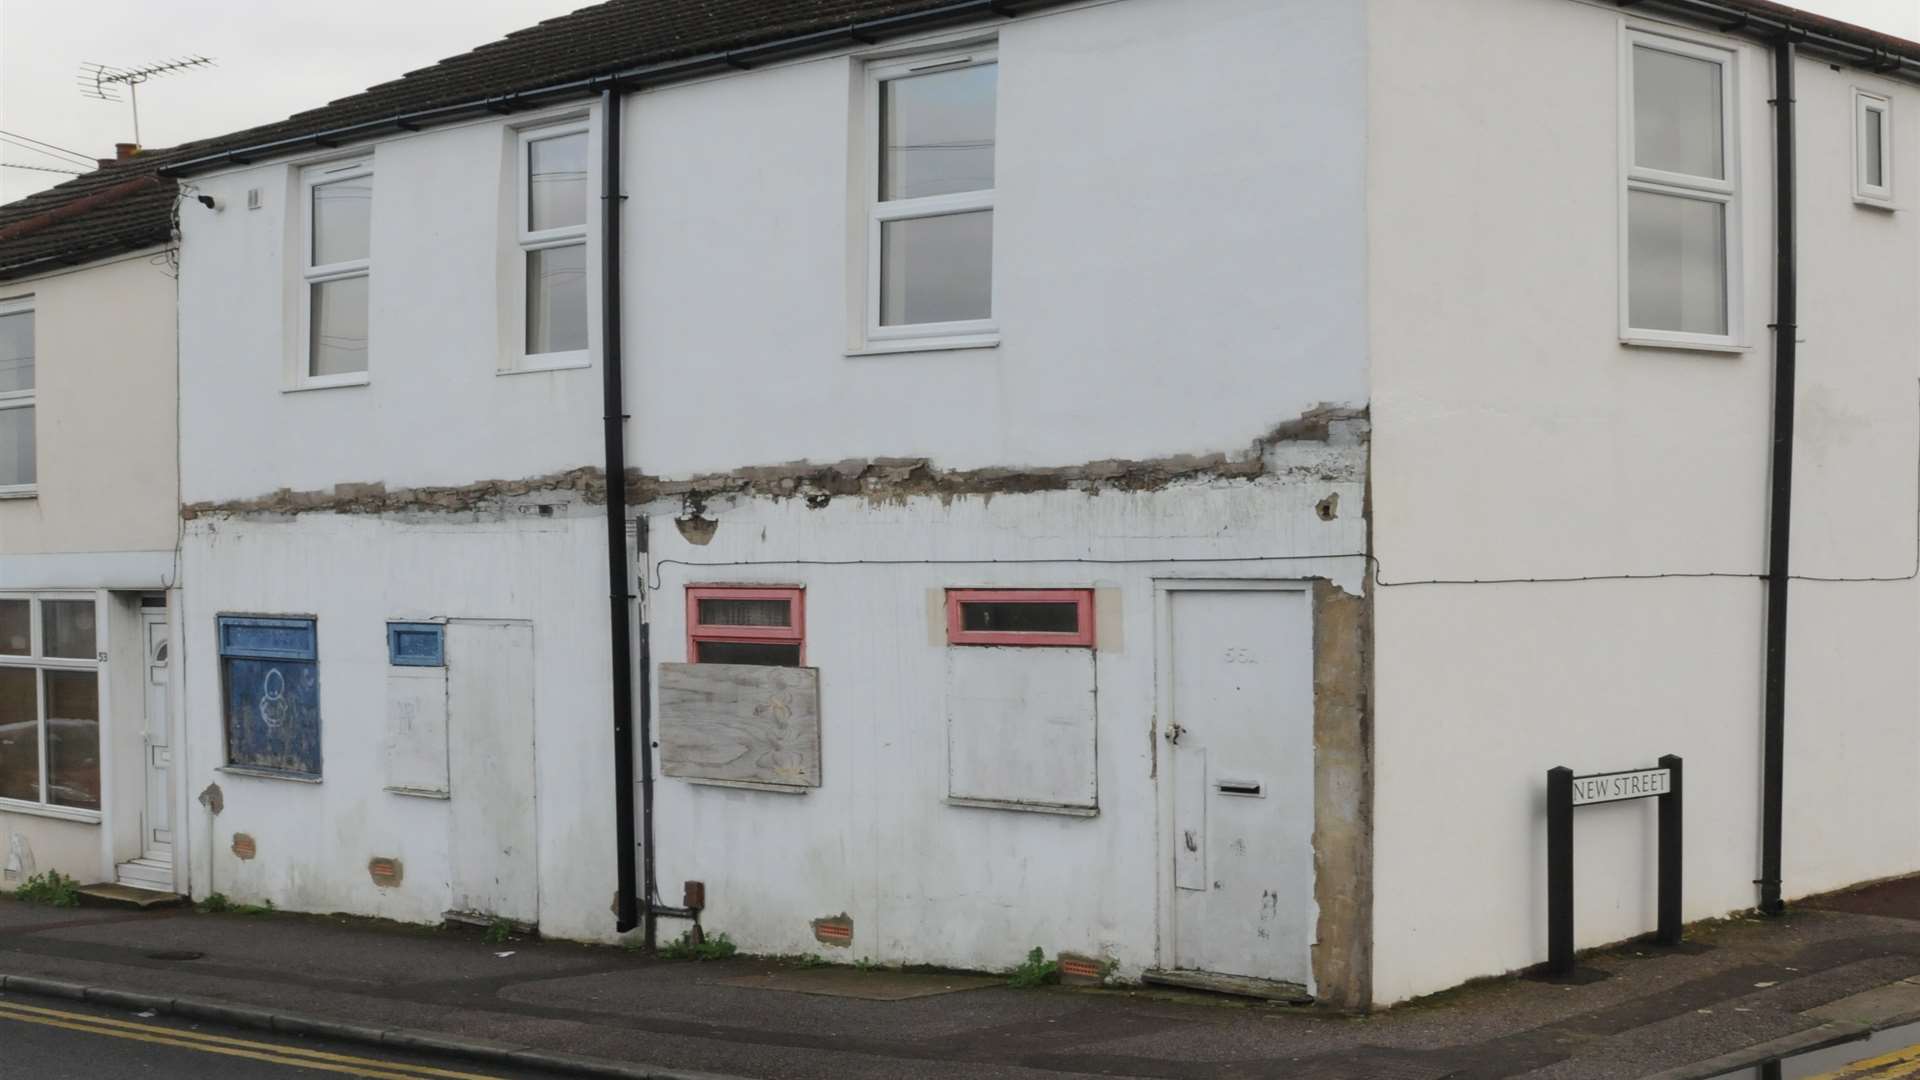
[180,408,1369,520]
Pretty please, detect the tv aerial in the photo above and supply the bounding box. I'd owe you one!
[78,56,215,146]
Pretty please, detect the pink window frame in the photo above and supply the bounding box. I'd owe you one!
[686,586,806,663]
[945,589,1095,648]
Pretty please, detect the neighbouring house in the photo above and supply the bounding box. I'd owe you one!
[83,0,1920,1009]
[0,153,183,897]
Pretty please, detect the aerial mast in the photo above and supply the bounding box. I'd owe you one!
[78,56,215,146]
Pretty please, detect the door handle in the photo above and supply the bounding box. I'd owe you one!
[1163,723,1186,745]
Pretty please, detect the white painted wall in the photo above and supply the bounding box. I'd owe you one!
[1367,0,1920,1003]
[0,250,178,559]
[177,0,1367,506]
[176,510,618,938]
[645,477,1364,973]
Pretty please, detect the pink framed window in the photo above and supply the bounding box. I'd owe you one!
[685,586,805,666]
[945,589,1094,648]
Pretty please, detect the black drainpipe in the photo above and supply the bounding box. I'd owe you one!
[602,86,641,936]
[1759,35,1798,918]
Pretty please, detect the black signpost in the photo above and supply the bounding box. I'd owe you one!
[1546,754,1683,978]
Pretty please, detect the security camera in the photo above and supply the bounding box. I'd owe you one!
[195,194,223,211]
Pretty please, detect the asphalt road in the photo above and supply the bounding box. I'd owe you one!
[0,998,563,1080]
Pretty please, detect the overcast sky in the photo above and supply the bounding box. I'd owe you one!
[1,0,1918,201]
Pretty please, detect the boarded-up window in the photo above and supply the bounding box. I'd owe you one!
[659,662,821,788]
[218,616,322,777]
[946,647,1096,813]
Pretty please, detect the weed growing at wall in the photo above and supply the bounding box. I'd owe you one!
[12,871,79,908]
[658,931,737,961]
[1007,947,1059,988]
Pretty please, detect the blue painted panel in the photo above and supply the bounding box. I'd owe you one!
[223,657,322,776]
[218,616,318,661]
[387,623,444,667]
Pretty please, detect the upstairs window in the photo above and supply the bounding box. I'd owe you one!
[0,297,32,495]
[518,123,590,366]
[946,589,1094,647]
[1622,31,1739,348]
[1856,89,1894,206]
[686,587,804,666]
[863,49,997,350]
[300,160,372,386]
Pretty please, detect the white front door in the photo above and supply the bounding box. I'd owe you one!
[142,610,173,861]
[1166,585,1314,986]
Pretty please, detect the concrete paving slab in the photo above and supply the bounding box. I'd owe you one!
[708,968,1001,1000]
[1805,980,1920,1027]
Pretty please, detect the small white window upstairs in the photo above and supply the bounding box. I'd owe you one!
[857,47,998,354]
[1856,89,1894,207]
[299,159,372,387]
[515,122,590,369]
[1621,29,1741,350]
[0,296,33,496]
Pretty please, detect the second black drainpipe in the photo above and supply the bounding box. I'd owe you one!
[602,86,640,936]
[1759,35,1798,918]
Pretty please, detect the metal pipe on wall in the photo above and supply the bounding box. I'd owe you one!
[600,86,640,936]
[1759,34,1798,918]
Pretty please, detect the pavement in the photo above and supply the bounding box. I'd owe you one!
[11,884,1920,1079]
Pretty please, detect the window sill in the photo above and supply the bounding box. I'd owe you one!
[385,785,449,800]
[684,777,811,795]
[0,799,101,825]
[497,356,592,376]
[219,766,322,784]
[945,796,1098,818]
[848,333,999,357]
[1854,195,1899,212]
[0,486,35,501]
[284,373,371,393]
[1620,336,1749,356]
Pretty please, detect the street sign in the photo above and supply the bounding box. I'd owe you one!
[1571,768,1671,806]
[1546,754,1683,978]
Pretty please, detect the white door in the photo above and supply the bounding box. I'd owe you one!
[141,610,173,861]
[446,621,538,925]
[1166,586,1314,985]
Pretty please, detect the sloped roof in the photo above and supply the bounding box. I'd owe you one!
[4,0,1920,282]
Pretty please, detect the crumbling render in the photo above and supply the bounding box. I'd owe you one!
[182,406,1367,520]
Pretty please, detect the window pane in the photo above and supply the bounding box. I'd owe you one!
[880,210,992,326]
[960,601,1080,635]
[881,62,996,200]
[694,640,801,667]
[697,598,791,628]
[526,244,588,355]
[1629,190,1727,336]
[44,670,97,811]
[0,310,32,393]
[42,599,95,659]
[1864,106,1886,188]
[528,132,588,232]
[311,275,369,376]
[0,406,30,487]
[1634,45,1723,179]
[311,175,371,266]
[0,666,38,803]
[0,600,25,655]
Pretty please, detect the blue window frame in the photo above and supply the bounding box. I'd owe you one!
[217,615,322,777]
[387,622,444,667]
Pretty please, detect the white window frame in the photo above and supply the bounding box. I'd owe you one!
[296,158,373,390]
[0,295,33,498]
[1855,88,1895,207]
[0,592,103,824]
[859,47,999,354]
[512,119,592,372]
[1619,28,1743,352]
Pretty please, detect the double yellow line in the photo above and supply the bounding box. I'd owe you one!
[1803,1041,1920,1080]
[0,1000,507,1079]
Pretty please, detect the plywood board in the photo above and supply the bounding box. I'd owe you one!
[447,620,538,925]
[658,663,821,788]
[384,667,448,797]
[946,647,1097,811]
